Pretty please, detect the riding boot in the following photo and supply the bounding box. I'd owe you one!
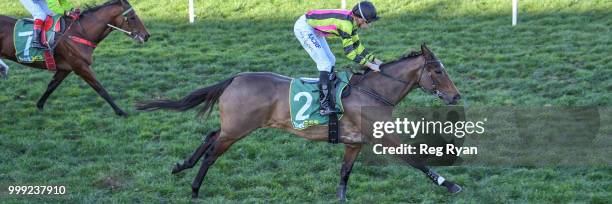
[319,71,340,115]
[31,19,46,49]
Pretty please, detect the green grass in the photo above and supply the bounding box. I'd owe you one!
[1,0,611,202]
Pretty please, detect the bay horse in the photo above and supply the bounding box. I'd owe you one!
[0,0,149,116]
[137,44,463,200]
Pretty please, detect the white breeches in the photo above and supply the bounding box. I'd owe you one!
[294,15,335,72]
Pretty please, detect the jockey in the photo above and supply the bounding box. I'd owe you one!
[294,1,383,115]
[19,0,73,49]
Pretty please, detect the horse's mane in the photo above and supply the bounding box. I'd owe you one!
[383,51,422,66]
[353,50,422,75]
[81,0,121,15]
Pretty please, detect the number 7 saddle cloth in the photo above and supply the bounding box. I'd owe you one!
[289,71,352,129]
[13,16,62,64]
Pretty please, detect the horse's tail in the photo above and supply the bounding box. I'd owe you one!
[136,76,235,117]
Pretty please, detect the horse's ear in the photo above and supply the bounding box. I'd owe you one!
[421,43,431,57]
[421,43,436,59]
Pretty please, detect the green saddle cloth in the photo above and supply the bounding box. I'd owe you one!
[289,71,352,129]
[13,16,61,63]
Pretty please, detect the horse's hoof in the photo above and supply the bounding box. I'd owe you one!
[36,104,45,111]
[116,110,129,117]
[191,188,199,199]
[171,163,182,174]
[447,183,462,194]
[336,193,346,202]
[336,186,347,201]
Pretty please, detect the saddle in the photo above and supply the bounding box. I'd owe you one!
[291,71,353,143]
[13,12,79,71]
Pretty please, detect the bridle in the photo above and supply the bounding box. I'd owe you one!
[416,59,445,99]
[106,6,135,36]
[350,59,443,106]
[68,2,138,48]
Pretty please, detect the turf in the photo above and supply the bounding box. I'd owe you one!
[0,0,610,203]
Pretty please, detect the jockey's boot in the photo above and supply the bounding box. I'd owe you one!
[318,70,340,115]
[31,19,46,49]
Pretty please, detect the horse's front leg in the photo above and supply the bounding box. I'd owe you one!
[72,64,127,116]
[337,144,362,201]
[394,152,463,194]
[0,59,8,78]
[37,70,71,110]
[381,135,462,194]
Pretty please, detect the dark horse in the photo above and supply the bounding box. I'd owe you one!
[137,44,462,200]
[0,0,149,116]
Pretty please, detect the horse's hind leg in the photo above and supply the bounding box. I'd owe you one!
[36,70,71,110]
[171,130,220,174]
[190,130,249,199]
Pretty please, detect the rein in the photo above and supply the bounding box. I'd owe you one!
[350,59,441,106]
[106,7,134,35]
[66,4,135,48]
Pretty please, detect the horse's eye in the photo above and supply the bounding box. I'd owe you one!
[435,70,443,74]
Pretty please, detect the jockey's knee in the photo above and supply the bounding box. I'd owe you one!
[33,13,46,20]
[316,63,334,72]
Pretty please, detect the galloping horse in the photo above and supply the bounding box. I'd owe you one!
[0,0,149,116]
[137,44,462,200]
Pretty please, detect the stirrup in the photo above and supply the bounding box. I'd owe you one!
[320,109,340,116]
[319,104,340,115]
[31,32,48,49]
[31,42,48,49]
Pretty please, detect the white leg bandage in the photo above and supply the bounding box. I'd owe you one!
[0,59,8,77]
[0,59,8,69]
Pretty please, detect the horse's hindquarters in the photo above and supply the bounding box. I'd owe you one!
[218,73,292,132]
[0,15,17,60]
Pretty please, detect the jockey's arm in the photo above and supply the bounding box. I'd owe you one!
[337,23,376,66]
[48,0,73,14]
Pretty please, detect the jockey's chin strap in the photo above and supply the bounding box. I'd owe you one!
[351,60,441,106]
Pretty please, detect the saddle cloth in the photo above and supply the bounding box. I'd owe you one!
[13,15,62,65]
[289,71,352,129]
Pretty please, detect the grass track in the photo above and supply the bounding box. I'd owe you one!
[0,0,610,203]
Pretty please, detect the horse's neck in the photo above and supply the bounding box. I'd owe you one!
[360,56,424,105]
[79,5,121,43]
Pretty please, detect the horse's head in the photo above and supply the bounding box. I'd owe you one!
[417,44,461,105]
[109,0,150,43]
